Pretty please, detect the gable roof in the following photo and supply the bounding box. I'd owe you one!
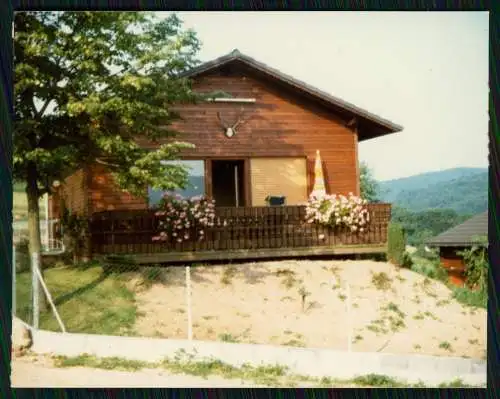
[426,211,488,247]
[181,49,403,142]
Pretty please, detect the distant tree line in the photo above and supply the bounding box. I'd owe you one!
[359,163,473,247]
[390,206,471,247]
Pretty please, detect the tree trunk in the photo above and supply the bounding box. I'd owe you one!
[26,165,49,312]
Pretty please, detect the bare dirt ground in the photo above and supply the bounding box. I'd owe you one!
[11,354,265,388]
[133,259,486,359]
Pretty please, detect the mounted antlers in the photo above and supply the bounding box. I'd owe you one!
[217,108,245,138]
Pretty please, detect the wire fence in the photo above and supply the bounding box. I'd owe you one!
[11,204,389,343]
[13,242,33,326]
[11,254,361,353]
[13,218,65,329]
[10,212,388,356]
[10,231,487,362]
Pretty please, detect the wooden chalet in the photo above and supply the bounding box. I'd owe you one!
[426,211,488,286]
[49,49,403,263]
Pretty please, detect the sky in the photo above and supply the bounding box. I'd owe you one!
[159,11,489,182]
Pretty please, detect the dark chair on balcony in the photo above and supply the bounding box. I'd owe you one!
[265,195,286,206]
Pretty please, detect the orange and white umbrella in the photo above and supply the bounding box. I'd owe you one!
[311,150,327,198]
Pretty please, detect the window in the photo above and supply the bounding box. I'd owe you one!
[250,157,308,206]
[148,160,205,207]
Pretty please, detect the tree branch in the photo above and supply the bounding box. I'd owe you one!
[95,158,121,168]
[36,98,52,119]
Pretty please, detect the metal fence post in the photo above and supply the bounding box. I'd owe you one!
[31,252,40,329]
[186,265,193,340]
[34,260,66,333]
[12,245,16,317]
[346,282,352,353]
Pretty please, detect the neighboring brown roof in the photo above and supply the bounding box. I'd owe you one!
[181,49,403,141]
[426,211,488,247]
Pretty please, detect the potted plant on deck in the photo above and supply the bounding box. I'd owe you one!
[304,193,370,245]
[152,193,217,248]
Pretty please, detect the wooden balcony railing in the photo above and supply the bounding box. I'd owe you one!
[89,203,391,255]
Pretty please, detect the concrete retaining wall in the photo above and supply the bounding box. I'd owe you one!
[26,326,486,386]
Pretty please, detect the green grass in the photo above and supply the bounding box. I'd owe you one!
[412,312,425,320]
[220,265,238,285]
[384,302,406,319]
[51,354,483,388]
[16,264,137,335]
[438,341,453,352]
[218,333,239,343]
[410,256,447,280]
[14,181,26,192]
[13,189,47,222]
[282,338,306,347]
[281,273,300,289]
[54,354,148,371]
[371,272,392,291]
[352,374,405,388]
[13,192,29,221]
[410,253,487,310]
[438,378,479,388]
[451,287,487,309]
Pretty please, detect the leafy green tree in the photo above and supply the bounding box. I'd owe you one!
[14,11,202,310]
[387,222,411,267]
[359,161,380,202]
[391,206,472,247]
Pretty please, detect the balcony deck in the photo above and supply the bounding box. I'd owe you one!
[89,203,391,264]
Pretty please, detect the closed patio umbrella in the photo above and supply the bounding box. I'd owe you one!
[311,150,327,198]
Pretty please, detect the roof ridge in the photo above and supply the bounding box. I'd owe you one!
[181,49,404,140]
[426,211,488,247]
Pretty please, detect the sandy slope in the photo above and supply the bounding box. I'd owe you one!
[133,259,486,359]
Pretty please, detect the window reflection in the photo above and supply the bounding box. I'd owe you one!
[148,160,205,207]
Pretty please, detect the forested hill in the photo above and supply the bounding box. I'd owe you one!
[378,167,487,215]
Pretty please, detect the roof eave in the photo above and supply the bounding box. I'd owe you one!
[181,51,404,137]
[358,125,403,142]
[426,241,488,248]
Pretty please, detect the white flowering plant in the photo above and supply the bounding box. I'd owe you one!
[304,192,370,233]
[152,193,216,243]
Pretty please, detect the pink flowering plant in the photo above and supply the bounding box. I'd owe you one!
[152,193,216,243]
[305,192,370,233]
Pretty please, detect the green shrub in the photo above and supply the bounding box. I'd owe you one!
[452,238,488,309]
[371,272,392,290]
[401,252,413,269]
[458,243,488,292]
[452,287,487,309]
[433,263,449,283]
[387,223,407,267]
[414,245,439,261]
[410,258,448,282]
[60,207,89,262]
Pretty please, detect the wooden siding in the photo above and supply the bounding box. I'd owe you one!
[250,157,308,206]
[139,66,359,197]
[63,64,361,215]
[439,247,466,271]
[439,246,466,287]
[88,164,147,214]
[51,169,88,218]
[440,255,466,271]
